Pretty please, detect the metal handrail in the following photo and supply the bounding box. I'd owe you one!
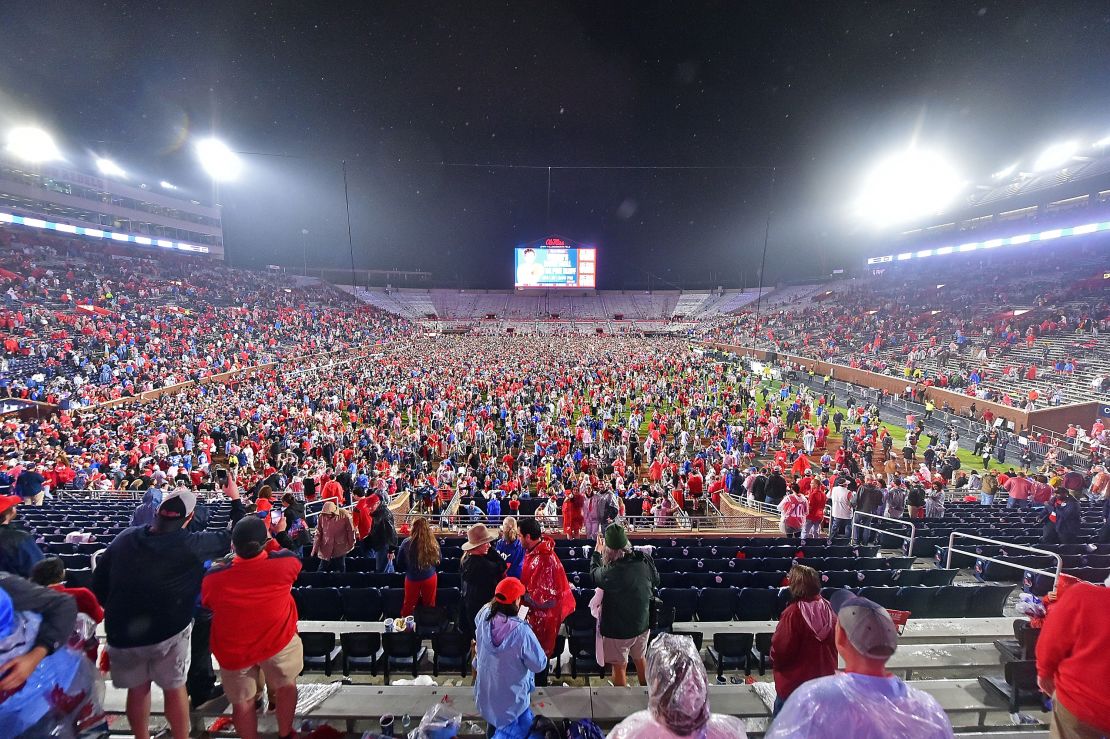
[945,532,1063,583]
[393,512,769,533]
[303,496,356,519]
[852,510,917,553]
[724,492,779,517]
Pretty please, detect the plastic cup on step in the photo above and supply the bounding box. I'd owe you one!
[380,714,395,737]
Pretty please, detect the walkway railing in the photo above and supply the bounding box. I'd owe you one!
[394,512,771,534]
[303,496,351,520]
[945,532,1063,583]
[852,510,917,553]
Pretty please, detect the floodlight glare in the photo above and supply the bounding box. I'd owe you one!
[159,180,177,190]
[855,148,962,225]
[95,158,125,178]
[5,127,61,162]
[195,138,242,181]
[1033,141,1078,172]
[991,162,1018,180]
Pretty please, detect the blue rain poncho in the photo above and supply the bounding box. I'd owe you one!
[473,604,547,732]
[0,589,104,738]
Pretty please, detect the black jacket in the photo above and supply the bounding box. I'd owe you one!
[0,524,45,577]
[856,484,884,514]
[1042,497,1081,543]
[283,499,307,523]
[459,549,507,635]
[765,473,787,504]
[367,505,397,549]
[0,573,77,655]
[93,504,242,648]
[14,471,45,499]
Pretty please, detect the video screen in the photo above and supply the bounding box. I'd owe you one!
[514,246,595,288]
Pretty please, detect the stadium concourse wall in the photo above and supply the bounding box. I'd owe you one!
[703,341,1101,436]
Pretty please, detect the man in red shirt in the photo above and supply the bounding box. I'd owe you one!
[1002,472,1033,509]
[1036,577,1110,737]
[202,516,302,739]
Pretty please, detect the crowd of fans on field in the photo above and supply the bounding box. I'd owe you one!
[0,229,1105,737]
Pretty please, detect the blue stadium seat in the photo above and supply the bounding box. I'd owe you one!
[696,588,737,621]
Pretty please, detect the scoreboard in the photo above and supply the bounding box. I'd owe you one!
[514,238,596,288]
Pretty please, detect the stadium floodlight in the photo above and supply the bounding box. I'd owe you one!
[1094,135,1110,149]
[1033,141,1078,171]
[855,148,963,225]
[159,180,177,190]
[5,127,61,162]
[195,137,242,181]
[991,162,1018,180]
[95,158,125,178]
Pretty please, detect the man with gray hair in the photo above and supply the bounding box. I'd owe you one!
[590,523,659,686]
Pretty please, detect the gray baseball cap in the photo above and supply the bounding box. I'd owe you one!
[829,590,899,659]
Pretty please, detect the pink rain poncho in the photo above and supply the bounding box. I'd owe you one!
[608,632,748,738]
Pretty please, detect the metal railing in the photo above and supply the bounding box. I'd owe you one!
[945,532,1064,583]
[392,511,771,534]
[852,510,917,553]
[740,497,781,517]
[303,496,352,520]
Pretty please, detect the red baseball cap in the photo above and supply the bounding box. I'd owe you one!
[0,495,21,515]
[495,577,526,604]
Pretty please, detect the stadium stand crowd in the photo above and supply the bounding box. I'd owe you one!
[706,244,1109,411]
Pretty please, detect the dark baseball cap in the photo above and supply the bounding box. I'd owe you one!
[232,515,269,558]
[829,590,899,659]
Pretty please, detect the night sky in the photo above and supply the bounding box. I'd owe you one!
[3,1,1110,288]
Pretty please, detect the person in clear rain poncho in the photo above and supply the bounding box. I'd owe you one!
[766,590,953,739]
[608,632,748,739]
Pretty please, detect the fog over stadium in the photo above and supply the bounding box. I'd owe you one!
[5,2,1110,288]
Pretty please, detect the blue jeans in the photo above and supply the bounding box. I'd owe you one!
[980,494,994,505]
[830,517,852,539]
[852,513,877,545]
[368,546,391,573]
[1007,497,1028,509]
[772,696,786,717]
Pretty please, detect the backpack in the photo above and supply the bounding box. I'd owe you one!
[523,714,563,739]
[288,518,312,547]
[564,719,605,739]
